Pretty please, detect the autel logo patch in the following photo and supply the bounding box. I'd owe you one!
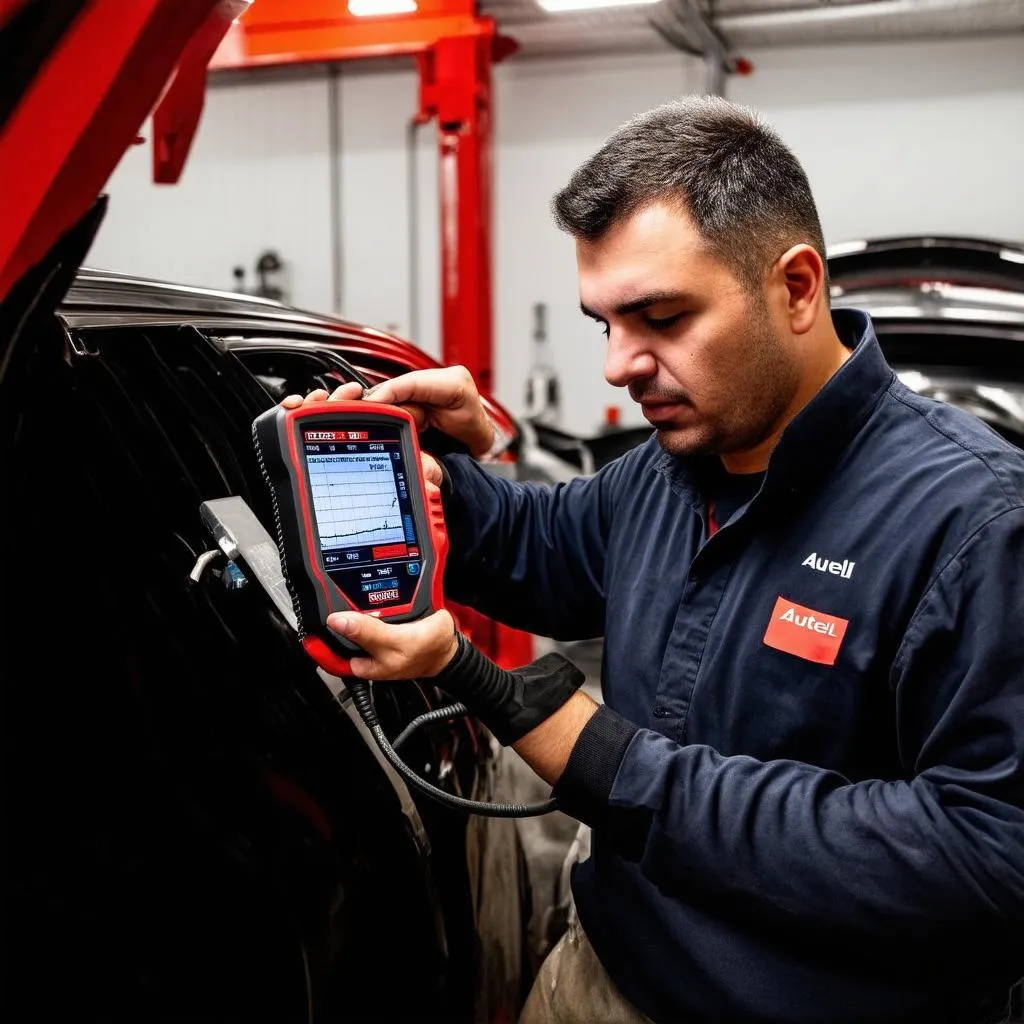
[763,596,849,666]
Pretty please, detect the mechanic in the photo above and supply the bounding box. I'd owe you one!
[286,97,1024,1023]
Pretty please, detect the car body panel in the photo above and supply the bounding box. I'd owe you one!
[827,236,1024,447]
[1,234,534,1019]
[827,235,1024,294]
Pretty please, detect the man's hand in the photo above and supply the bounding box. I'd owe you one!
[327,605,597,785]
[326,608,459,680]
[280,382,442,486]
[322,439,449,675]
[280,380,363,410]
[281,366,495,458]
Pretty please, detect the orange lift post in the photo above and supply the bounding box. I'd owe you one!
[210,0,518,397]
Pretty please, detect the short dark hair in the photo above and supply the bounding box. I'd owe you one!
[552,96,827,293]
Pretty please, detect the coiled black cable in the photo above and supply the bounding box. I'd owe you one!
[393,701,469,751]
[345,678,558,818]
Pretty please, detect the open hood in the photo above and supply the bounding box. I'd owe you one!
[0,0,247,309]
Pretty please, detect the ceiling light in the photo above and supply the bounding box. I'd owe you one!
[537,0,661,12]
[348,0,417,15]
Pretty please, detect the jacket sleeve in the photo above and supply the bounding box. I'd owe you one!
[554,507,1024,942]
[439,451,629,640]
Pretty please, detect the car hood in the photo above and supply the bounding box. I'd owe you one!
[0,0,245,310]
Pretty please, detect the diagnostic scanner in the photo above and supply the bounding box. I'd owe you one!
[253,401,449,677]
[244,399,555,817]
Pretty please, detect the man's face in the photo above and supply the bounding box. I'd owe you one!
[577,200,801,459]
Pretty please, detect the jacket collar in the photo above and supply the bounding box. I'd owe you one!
[653,308,894,507]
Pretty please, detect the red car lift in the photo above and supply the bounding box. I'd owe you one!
[209,0,517,396]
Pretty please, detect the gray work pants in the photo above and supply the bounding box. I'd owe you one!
[518,912,654,1024]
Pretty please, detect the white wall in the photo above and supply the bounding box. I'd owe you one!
[88,35,1024,435]
[90,63,443,356]
[91,76,335,314]
[730,38,1024,244]
[338,67,441,358]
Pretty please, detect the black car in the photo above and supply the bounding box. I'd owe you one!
[1,8,569,1017]
[1,223,539,1023]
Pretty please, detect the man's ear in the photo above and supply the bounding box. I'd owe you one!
[774,244,827,335]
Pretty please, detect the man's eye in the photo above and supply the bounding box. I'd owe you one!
[594,320,610,338]
[645,313,685,332]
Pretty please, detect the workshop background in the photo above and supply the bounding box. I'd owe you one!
[87,2,1024,437]
[82,5,1024,981]
[4,2,1024,1022]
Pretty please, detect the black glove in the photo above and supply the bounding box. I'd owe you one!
[430,633,585,746]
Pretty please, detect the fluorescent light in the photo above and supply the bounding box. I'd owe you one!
[348,0,417,15]
[1000,248,1024,265]
[538,0,660,12]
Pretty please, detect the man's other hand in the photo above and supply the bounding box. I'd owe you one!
[282,367,494,458]
[281,381,363,409]
[362,367,494,457]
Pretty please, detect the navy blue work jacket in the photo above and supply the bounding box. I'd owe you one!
[441,309,1024,1023]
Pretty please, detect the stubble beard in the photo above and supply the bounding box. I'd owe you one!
[653,313,800,460]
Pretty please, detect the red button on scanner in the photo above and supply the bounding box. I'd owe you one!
[372,543,408,560]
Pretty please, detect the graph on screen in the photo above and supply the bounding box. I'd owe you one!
[308,453,406,549]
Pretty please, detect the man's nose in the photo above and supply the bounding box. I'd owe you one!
[604,331,656,389]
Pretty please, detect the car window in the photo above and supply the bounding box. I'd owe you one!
[222,340,368,401]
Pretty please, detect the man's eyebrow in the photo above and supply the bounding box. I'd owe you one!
[580,291,692,320]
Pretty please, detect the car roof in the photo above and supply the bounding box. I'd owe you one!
[62,267,373,332]
[59,266,523,440]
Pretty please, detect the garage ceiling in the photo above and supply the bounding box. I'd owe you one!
[487,0,1024,59]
